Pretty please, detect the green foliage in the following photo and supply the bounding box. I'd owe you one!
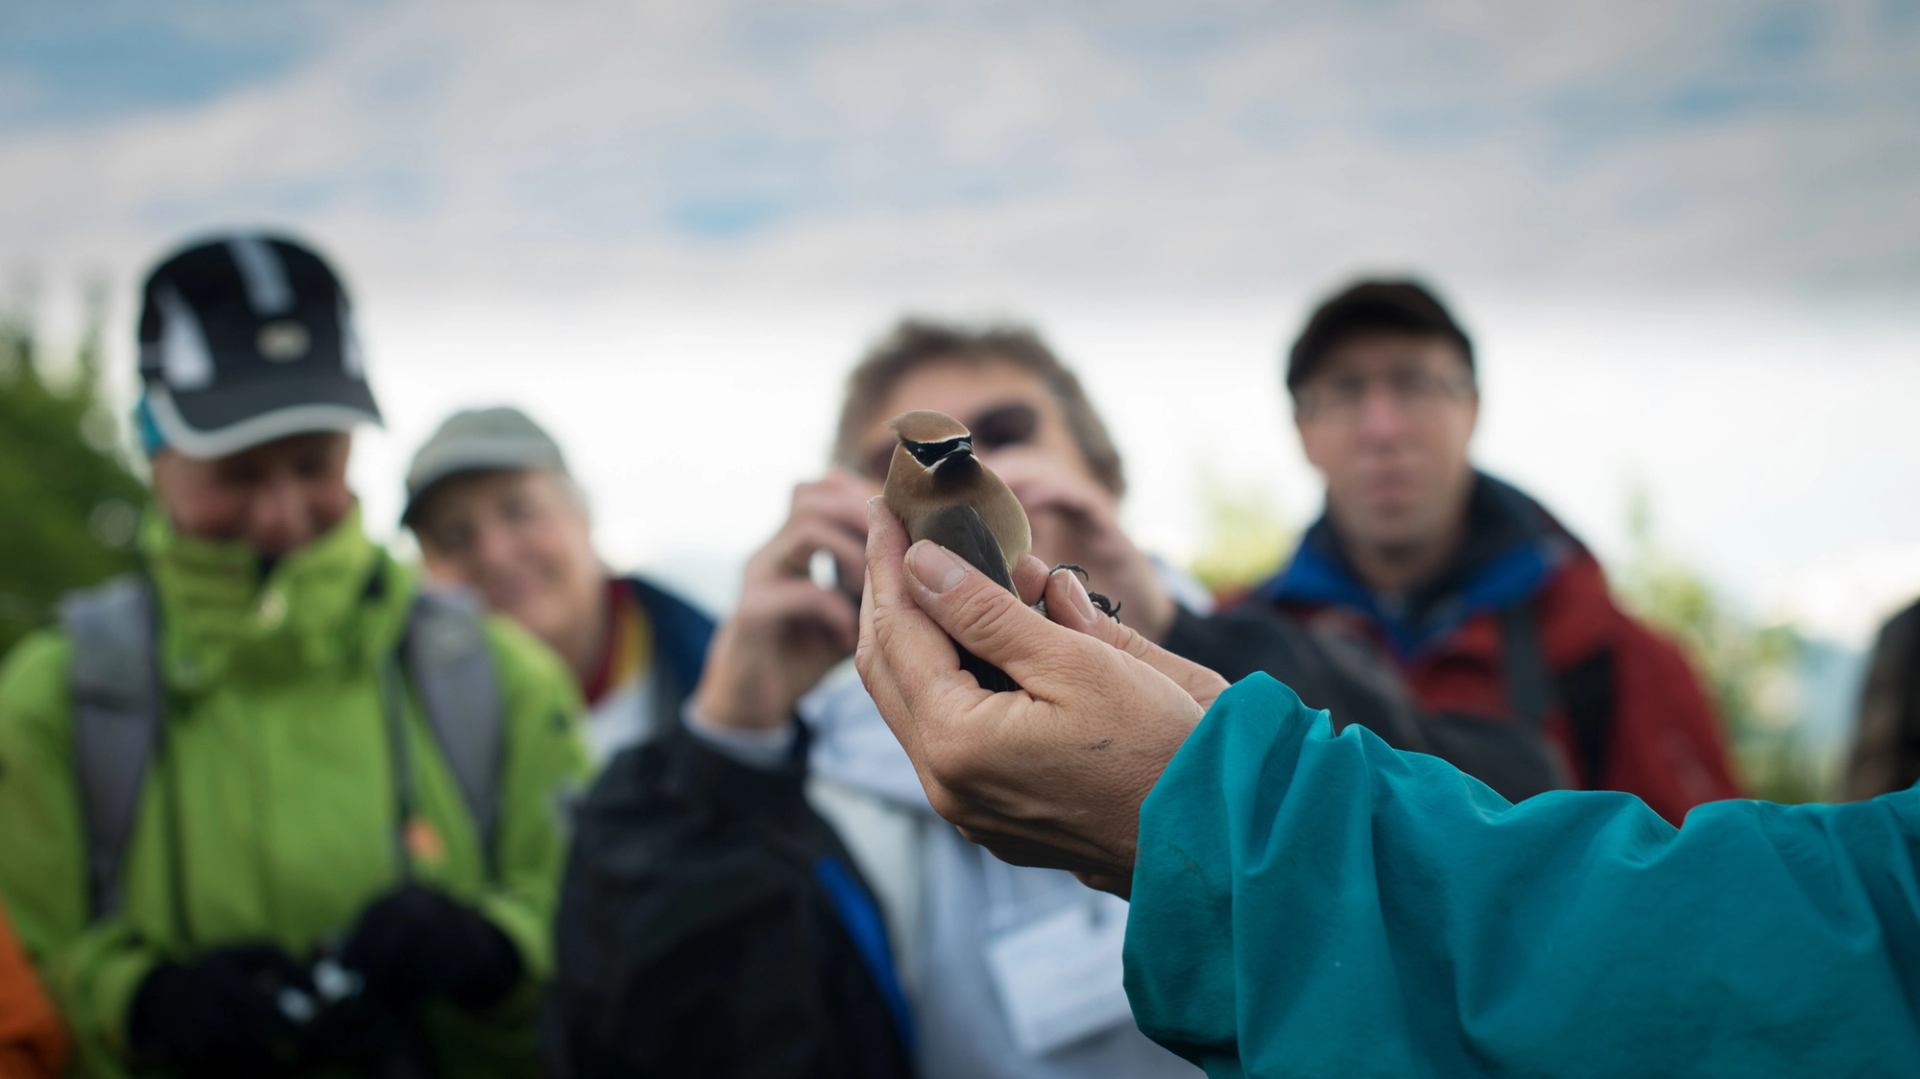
[1187,473,1296,596]
[1612,484,1827,802]
[0,282,146,659]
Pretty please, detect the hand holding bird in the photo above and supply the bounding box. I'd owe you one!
[880,409,1126,692]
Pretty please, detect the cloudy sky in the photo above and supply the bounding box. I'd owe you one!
[3,0,1917,643]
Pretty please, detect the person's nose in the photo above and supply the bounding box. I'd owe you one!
[1353,382,1412,445]
[247,477,312,557]
[468,518,518,576]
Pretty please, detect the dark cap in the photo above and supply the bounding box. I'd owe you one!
[137,232,381,457]
[1285,279,1474,393]
[402,406,570,527]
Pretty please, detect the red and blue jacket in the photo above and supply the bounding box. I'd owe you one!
[1248,472,1741,823]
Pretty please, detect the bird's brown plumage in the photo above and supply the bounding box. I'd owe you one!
[880,409,1033,692]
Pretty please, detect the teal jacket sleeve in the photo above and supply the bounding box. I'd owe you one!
[1124,674,1920,1078]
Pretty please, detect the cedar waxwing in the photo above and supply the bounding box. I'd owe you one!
[882,409,1032,692]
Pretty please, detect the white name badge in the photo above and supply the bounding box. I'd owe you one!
[984,896,1136,1057]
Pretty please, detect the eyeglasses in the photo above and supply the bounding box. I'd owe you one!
[859,401,1041,480]
[1296,368,1474,423]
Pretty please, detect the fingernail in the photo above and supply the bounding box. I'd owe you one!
[867,496,883,521]
[1063,569,1096,621]
[908,541,969,593]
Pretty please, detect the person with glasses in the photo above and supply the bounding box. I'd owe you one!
[1178,278,1741,820]
[639,317,1447,1079]
[670,319,1211,1078]
[538,317,1444,1077]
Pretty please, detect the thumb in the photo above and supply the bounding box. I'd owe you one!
[903,540,1088,689]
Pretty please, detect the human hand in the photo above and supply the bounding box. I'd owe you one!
[128,943,313,1075]
[692,469,874,730]
[856,498,1226,895]
[337,884,521,1011]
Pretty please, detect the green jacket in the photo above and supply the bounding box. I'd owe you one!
[0,507,588,1077]
[1126,674,1920,1077]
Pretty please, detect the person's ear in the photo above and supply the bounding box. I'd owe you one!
[1293,397,1328,472]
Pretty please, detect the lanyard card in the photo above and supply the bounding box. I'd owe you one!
[983,897,1135,1057]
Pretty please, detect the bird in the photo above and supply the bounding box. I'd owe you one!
[882,409,1031,692]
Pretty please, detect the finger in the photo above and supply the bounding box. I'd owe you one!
[1011,555,1050,606]
[760,519,868,581]
[1043,569,1229,709]
[994,460,1116,524]
[899,539,1097,692]
[793,476,876,532]
[1008,476,1108,526]
[863,496,911,613]
[776,476,872,566]
[854,547,936,779]
[824,466,883,498]
[747,579,859,650]
[854,552,900,735]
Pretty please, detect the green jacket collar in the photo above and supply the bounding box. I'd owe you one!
[141,504,409,688]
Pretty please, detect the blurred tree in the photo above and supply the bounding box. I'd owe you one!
[1612,483,1826,803]
[1186,473,1296,598]
[0,280,145,659]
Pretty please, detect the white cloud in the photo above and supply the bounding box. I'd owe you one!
[4,2,1915,301]
[3,0,1918,660]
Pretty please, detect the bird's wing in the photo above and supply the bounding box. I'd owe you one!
[914,503,1018,693]
[915,503,1016,594]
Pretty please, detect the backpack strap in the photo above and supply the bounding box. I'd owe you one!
[60,577,161,921]
[1499,601,1616,787]
[1497,602,1555,730]
[404,590,504,869]
[1894,605,1920,788]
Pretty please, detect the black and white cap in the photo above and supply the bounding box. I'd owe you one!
[137,232,382,458]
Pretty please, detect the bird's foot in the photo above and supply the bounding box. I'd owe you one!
[1046,563,1121,619]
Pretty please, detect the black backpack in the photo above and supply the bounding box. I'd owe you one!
[544,721,916,1079]
[1163,603,1611,804]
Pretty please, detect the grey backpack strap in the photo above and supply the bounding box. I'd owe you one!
[405,590,504,868]
[1498,601,1556,729]
[60,577,160,920]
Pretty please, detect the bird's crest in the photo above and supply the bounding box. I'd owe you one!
[890,409,970,443]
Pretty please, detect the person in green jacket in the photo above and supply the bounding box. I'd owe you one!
[854,499,1920,1077]
[0,233,587,1077]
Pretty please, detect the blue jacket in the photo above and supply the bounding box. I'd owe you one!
[1125,675,1920,1078]
[623,573,714,708]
